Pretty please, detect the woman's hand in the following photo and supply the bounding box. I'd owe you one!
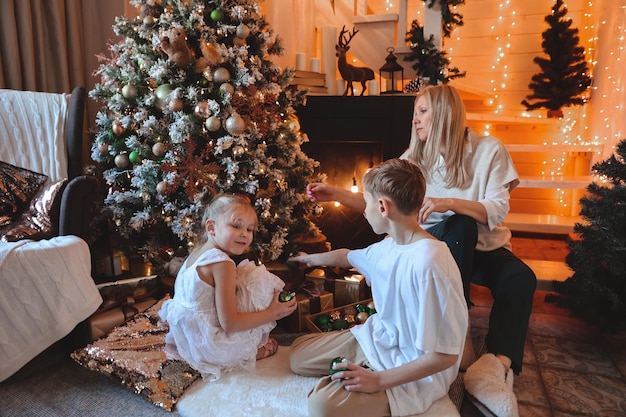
[418,197,453,223]
[330,362,382,393]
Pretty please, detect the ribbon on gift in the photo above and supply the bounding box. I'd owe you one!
[287,279,325,314]
[96,275,160,311]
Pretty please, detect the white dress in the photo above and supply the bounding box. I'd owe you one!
[159,248,284,381]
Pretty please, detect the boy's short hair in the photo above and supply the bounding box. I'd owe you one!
[363,158,426,215]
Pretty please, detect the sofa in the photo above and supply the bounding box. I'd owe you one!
[0,87,103,381]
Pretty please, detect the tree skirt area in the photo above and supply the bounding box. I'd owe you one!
[73,297,459,416]
[176,346,317,417]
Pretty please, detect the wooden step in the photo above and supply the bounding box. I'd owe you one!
[521,259,572,291]
[517,175,593,189]
[503,213,582,234]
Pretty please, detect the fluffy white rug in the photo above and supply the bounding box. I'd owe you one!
[176,346,460,417]
[176,346,317,417]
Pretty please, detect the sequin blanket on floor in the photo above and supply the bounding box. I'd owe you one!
[70,296,318,415]
[71,297,200,411]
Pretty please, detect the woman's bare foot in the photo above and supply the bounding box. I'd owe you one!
[256,337,278,360]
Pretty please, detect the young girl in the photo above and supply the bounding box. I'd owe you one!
[159,194,297,381]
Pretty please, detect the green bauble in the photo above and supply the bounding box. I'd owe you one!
[210,9,224,21]
[332,319,349,330]
[278,290,294,302]
[330,357,347,374]
[129,151,142,164]
[314,314,331,327]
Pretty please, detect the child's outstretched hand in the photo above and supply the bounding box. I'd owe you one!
[287,252,319,268]
[268,290,297,320]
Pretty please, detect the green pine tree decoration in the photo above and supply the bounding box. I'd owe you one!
[546,139,626,332]
[404,20,465,85]
[90,0,323,265]
[424,0,465,38]
[521,0,592,117]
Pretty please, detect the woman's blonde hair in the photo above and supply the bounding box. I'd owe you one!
[406,84,470,189]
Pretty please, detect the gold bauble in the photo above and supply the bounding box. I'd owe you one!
[205,116,221,132]
[152,142,166,157]
[121,84,138,99]
[156,181,170,195]
[219,83,235,95]
[236,23,250,39]
[225,113,245,135]
[169,98,184,112]
[114,153,130,168]
[97,142,109,154]
[194,101,211,119]
[112,121,125,136]
[213,67,231,84]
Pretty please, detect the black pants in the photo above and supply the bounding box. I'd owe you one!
[426,214,536,374]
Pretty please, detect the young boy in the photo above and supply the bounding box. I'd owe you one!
[288,158,468,417]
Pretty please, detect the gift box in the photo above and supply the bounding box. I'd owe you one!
[89,275,162,341]
[265,261,305,286]
[279,280,334,333]
[305,299,375,333]
[88,298,158,341]
[306,268,371,307]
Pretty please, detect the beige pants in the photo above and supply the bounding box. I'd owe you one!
[289,330,391,417]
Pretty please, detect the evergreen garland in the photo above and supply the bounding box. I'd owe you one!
[424,0,465,38]
[90,0,323,264]
[546,139,626,332]
[404,20,465,85]
[521,0,592,115]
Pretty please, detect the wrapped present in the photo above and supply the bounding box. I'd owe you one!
[306,299,376,333]
[265,261,306,286]
[88,298,158,341]
[279,280,334,333]
[306,268,371,307]
[96,275,160,310]
[89,275,162,341]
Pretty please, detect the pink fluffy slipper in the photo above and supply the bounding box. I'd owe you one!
[464,353,519,417]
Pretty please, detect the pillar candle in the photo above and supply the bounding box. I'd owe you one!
[310,58,321,73]
[296,53,306,71]
[322,26,337,95]
[336,79,345,95]
[368,79,379,96]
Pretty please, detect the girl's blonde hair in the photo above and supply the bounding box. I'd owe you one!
[194,193,257,248]
[405,84,470,189]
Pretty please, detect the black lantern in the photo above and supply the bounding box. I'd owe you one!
[379,47,404,94]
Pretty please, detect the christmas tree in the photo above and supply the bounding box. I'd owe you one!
[90,0,322,265]
[521,0,592,117]
[403,19,465,86]
[546,139,626,332]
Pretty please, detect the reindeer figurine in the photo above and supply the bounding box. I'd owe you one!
[336,26,375,96]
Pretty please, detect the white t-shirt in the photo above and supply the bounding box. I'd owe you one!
[348,237,468,416]
[402,131,519,251]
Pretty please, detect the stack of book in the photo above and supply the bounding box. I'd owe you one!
[289,70,328,95]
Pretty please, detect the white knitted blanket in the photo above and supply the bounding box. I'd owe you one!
[0,89,69,182]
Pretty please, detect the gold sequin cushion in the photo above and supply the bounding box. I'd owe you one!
[0,161,49,227]
[71,296,200,412]
[1,179,66,242]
